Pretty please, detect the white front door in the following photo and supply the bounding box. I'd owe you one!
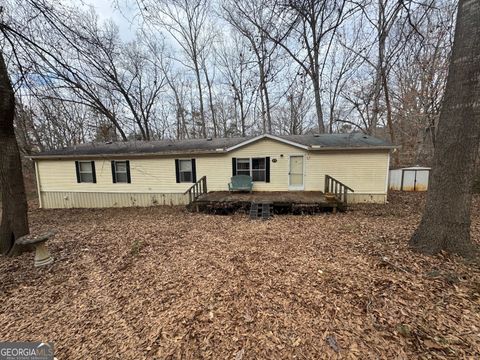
[289,155,304,190]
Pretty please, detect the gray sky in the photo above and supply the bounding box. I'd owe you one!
[74,0,137,39]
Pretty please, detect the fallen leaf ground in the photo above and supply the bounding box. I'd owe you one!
[1,192,479,359]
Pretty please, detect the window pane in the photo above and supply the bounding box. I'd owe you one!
[252,170,265,182]
[237,158,250,171]
[79,162,92,172]
[116,173,128,183]
[252,158,265,169]
[80,173,93,183]
[115,161,127,172]
[180,171,192,182]
[237,170,250,176]
[179,160,192,172]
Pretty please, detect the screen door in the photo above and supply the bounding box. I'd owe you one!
[289,155,304,190]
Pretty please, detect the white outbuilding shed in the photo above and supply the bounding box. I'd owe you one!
[389,166,431,191]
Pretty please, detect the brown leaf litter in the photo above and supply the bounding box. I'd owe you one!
[0,192,479,359]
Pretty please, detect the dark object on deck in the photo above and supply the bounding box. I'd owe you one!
[228,175,253,192]
[16,230,56,267]
[249,202,272,220]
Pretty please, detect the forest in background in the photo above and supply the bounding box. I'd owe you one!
[2,0,457,168]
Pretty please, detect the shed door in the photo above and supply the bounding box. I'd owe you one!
[402,169,429,191]
[289,156,304,190]
[415,170,430,191]
[402,170,416,191]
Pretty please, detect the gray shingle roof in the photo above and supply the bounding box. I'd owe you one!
[31,133,394,159]
[279,133,393,148]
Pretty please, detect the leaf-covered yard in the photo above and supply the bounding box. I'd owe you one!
[1,192,479,359]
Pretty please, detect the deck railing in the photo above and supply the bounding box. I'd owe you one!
[184,176,208,204]
[324,175,354,205]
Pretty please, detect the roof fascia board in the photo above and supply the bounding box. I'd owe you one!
[308,146,396,151]
[29,149,227,160]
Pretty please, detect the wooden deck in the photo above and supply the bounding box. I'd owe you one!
[191,191,343,214]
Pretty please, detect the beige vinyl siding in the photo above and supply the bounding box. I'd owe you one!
[305,150,389,193]
[36,138,390,208]
[37,158,198,193]
[197,139,301,191]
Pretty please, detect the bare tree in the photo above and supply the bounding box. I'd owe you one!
[391,1,454,165]
[216,34,256,137]
[280,78,314,135]
[246,0,356,133]
[120,38,168,140]
[222,0,281,133]
[409,0,480,257]
[324,29,363,133]
[140,0,214,138]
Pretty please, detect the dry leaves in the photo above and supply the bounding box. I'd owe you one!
[0,192,479,359]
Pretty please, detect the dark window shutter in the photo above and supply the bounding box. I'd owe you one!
[191,159,197,183]
[232,158,237,176]
[91,161,97,183]
[111,161,117,183]
[75,161,81,183]
[265,157,270,183]
[126,160,131,183]
[175,159,180,183]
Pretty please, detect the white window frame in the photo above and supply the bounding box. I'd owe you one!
[78,161,94,183]
[113,161,128,183]
[178,159,193,183]
[236,157,266,182]
[236,158,251,177]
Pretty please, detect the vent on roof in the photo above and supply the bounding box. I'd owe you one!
[105,141,112,145]
[206,137,213,141]
[313,134,320,137]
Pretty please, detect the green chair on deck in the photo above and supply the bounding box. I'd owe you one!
[228,175,253,192]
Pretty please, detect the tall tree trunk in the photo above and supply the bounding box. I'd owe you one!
[370,2,386,136]
[312,77,325,133]
[203,66,217,138]
[0,52,29,256]
[258,61,267,134]
[263,82,272,134]
[239,98,246,137]
[409,0,480,257]
[193,60,207,138]
[381,71,400,166]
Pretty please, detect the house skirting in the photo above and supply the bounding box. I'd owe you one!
[347,193,387,204]
[39,191,387,209]
[39,191,189,209]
